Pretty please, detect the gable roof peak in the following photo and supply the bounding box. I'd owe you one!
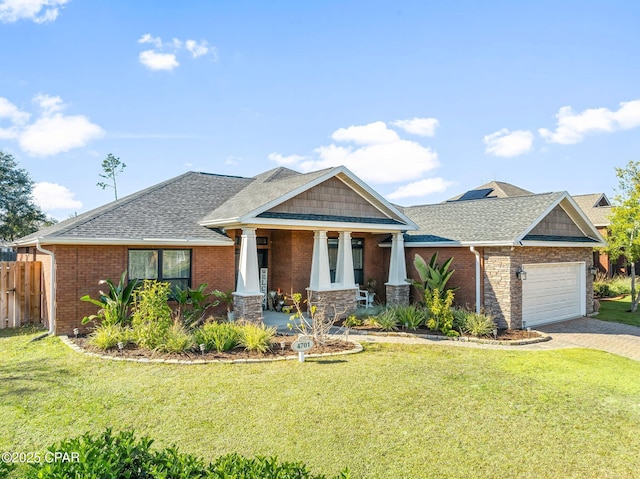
[447,180,533,202]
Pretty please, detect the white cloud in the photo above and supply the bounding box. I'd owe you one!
[392,117,439,137]
[33,182,82,211]
[483,128,534,158]
[0,97,30,139]
[33,93,64,114]
[139,50,179,71]
[387,178,454,201]
[0,0,69,23]
[332,121,399,145]
[539,100,640,144]
[270,120,439,184]
[20,113,104,155]
[137,34,217,70]
[138,33,163,48]
[0,94,104,156]
[185,39,210,58]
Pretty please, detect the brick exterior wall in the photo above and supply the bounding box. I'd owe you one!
[27,244,235,335]
[404,246,480,308]
[307,287,358,319]
[484,246,594,329]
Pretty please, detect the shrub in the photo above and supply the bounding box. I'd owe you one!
[343,315,362,327]
[87,324,131,350]
[194,321,241,352]
[131,280,173,349]
[239,322,276,353]
[372,308,399,331]
[173,283,219,329]
[394,304,426,330]
[451,307,468,332]
[463,312,496,338]
[425,289,455,335]
[23,429,352,478]
[610,275,632,296]
[81,271,139,326]
[593,281,611,298]
[157,322,195,353]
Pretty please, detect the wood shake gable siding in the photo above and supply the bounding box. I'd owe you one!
[268,177,388,219]
[528,205,585,237]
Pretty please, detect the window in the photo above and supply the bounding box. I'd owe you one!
[328,238,364,286]
[128,249,191,291]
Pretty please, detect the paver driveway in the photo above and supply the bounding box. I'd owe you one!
[536,317,640,361]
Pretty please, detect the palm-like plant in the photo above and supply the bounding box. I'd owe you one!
[81,271,138,325]
[411,252,456,300]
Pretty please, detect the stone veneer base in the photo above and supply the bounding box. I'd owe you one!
[232,293,264,323]
[385,284,410,306]
[306,288,358,318]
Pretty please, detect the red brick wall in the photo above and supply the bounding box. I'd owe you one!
[34,244,234,335]
[404,246,480,309]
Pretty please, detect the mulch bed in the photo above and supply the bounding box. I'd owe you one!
[337,321,542,341]
[70,335,354,361]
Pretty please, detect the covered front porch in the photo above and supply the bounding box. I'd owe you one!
[231,227,411,322]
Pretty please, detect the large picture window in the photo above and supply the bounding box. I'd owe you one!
[128,249,192,291]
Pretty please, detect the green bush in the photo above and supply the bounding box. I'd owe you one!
[609,275,632,296]
[194,321,241,352]
[239,322,276,353]
[426,289,455,335]
[462,312,496,338]
[23,429,351,478]
[131,280,173,349]
[157,322,195,353]
[343,315,362,327]
[394,304,426,330]
[87,323,131,350]
[593,281,612,298]
[372,308,399,331]
[451,307,468,332]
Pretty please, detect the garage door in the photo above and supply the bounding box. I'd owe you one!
[522,263,585,327]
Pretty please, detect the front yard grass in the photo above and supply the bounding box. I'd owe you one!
[598,295,640,327]
[2,327,640,478]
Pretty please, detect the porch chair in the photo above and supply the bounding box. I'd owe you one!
[356,288,368,308]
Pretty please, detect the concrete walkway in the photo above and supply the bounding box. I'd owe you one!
[264,310,640,361]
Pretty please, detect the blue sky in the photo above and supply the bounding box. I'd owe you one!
[1,0,639,219]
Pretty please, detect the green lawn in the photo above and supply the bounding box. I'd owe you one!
[2,328,640,478]
[598,295,640,326]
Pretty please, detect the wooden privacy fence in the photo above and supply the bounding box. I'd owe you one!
[0,261,42,329]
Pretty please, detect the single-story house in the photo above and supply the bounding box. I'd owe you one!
[13,167,605,334]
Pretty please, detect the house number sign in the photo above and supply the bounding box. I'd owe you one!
[291,336,314,362]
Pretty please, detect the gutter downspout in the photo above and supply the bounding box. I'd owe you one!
[35,239,55,335]
[469,246,481,314]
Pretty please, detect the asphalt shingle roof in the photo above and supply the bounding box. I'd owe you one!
[404,192,567,244]
[18,172,252,243]
[572,193,613,227]
[200,167,332,223]
[447,181,533,202]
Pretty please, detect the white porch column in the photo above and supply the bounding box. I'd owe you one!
[335,231,355,288]
[309,230,332,290]
[236,227,261,294]
[387,232,407,285]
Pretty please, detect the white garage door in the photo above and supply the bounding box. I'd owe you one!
[522,263,585,327]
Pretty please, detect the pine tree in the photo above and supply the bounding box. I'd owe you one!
[0,151,49,242]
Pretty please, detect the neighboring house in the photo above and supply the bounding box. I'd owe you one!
[571,193,621,277]
[13,168,605,334]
